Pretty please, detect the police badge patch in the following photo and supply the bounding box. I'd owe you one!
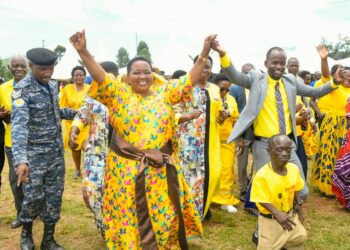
[12,90,22,99]
[14,98,24,107]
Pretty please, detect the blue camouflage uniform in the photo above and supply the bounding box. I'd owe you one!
[11,73,75,224]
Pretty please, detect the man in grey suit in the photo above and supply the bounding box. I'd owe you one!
[211,40,343,200]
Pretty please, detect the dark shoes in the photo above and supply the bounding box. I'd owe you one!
[11,217,22,229]
[40,223,64,250]
[20,222,34,250]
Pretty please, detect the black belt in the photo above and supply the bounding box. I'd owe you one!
[260,213,274,219]
[260,210,292,219]
[255,133,294,141]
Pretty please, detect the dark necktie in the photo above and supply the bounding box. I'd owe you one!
[275,82,286,134]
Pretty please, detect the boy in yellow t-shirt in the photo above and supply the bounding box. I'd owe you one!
[251,134,307,249]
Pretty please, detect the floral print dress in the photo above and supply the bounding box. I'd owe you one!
[89,75,202,249]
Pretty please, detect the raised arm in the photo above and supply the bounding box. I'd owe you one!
[70,30,106,84]
[296,67,343,98]
[168,34,216,105]
[316,45,330,80]
[188,34,217,84]
[212,39,254,88]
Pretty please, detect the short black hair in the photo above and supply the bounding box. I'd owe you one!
[100,61,119,76]
[266,47,285,60]
[126,56,152,74]
[287,57,299,65]
[171,70,187,79]
[213,73,230,84]
[331,64,341,75]
[300,70,311,79]
[193,55,213,67]
[71,65,86,78]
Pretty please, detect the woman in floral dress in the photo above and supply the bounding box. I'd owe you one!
[70,30,216,249]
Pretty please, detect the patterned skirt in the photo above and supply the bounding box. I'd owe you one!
[332,152,350,209]
[312,113,347,196]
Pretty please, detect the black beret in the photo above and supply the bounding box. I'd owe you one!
[26,48,58,66]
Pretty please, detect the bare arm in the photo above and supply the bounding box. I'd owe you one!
[188,34,217,85]
[317,45,330,79]
[70,30,106,84]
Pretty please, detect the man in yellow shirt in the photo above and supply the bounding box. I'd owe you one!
[251,134,307,249]
[0,54,28,229]
[211,39,342,201]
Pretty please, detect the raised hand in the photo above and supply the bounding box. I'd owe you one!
[211,38,226,57]
[200,34,217,57]
[316,45,329,60]
[70,29,87,52]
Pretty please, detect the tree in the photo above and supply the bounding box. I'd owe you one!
[137,41,152,62]
[0,58,12,81]
[321,35,350,60]
[116,47,130,68]
[53,45,66,62]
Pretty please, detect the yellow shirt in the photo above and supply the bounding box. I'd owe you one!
[254,75,292,137]
[251,162,304,214]
[219,94,239,142]
[315,76,350,115]
[220,54,291,137]
[0,79,14,147]
[59,83,90,109]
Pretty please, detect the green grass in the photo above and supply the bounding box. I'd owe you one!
[1,153,350,249]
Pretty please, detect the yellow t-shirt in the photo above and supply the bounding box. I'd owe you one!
[315,77,350,115]
[254,75,292,137]
[219,94,239,142]
[0,79,14,147]
[251,162,304,214]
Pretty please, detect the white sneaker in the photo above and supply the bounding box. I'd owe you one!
[221,205,238,213]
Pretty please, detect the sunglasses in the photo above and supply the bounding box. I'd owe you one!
[220,88,230,92]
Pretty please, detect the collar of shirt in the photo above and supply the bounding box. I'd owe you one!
[267,74,283,86]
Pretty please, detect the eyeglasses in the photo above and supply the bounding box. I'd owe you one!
[220,88,230,92]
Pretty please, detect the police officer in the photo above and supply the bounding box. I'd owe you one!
[11,48,76,250]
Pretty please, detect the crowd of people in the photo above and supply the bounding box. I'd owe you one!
[0,30,350,250]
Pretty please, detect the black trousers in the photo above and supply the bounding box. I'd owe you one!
[0,143,4,189]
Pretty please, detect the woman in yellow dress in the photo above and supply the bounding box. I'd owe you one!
[311,46,350,196]
[211,73,240,213]
[70,30,215,249]
[59,65,90,178]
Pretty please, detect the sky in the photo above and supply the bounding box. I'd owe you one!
[1,0,350,78]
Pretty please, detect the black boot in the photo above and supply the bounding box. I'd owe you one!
[40,223,64,250]
[20,222,34,250]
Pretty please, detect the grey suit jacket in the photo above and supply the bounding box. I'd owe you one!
[223,60,336,144]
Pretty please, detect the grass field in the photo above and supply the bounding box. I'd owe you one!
[1,153,350,250]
